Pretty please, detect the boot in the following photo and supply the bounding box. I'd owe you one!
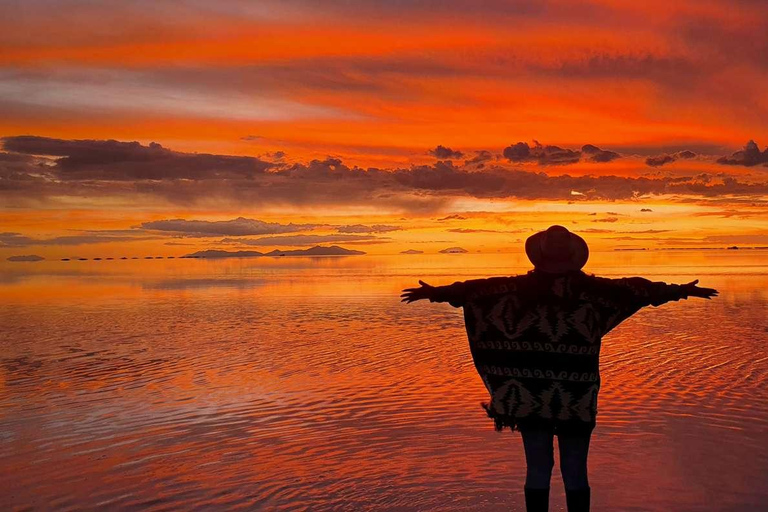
[524,487,549,512]
[565,486,590,512]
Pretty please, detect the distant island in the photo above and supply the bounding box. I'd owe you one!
[400,249,424,254]
[439,247,468,253]
[184,245,366,259]
[7,254,45,262]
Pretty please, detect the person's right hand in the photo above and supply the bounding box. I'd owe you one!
[401,280,435,303]
[682,279,719,299]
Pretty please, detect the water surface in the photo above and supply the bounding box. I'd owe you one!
[2,251,767,511]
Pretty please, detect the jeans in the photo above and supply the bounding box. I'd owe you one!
[520,426,591,490]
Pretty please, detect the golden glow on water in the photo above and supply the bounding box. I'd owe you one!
[1,252,767,510]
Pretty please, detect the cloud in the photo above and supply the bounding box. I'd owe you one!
[429,145,463,159]
[3,136,768,210]
[447,228,526,233]
[645,150,698,167]
[464,150,495,167]
[716,140,768,167]
[640,208,653,212]
[645,154,676,167]
[220,234,387,246]
[336,224,401,233]
[502,141,620,165]
[592,217,619,223]
[581,144,621,163]
[580,228,671,234]
[140,217,317,236]
[0,231,156,247]
[437,214,467,221]
[265,151,286,161]
[503,141,581,165]
[1,136,273,180]
[702,234,768,245]
[7,254,45,262]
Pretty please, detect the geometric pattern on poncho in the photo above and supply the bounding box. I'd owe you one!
[432,270,687,433]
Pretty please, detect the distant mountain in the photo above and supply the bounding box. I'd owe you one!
[184,245,365,259]
[184,250,264,259]
[400,249,424,254]
[439,247,468,253]
[264,245,366,256]
[7,254,45,262]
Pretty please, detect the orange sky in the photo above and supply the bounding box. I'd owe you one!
[1,0,767,258]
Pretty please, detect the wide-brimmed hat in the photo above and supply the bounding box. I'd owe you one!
[525,225,589,273]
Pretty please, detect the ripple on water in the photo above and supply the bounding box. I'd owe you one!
[1,259,767,511]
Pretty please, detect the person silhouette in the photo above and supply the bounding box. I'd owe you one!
[401,225,717,512]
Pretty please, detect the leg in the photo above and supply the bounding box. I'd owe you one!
[558,430,592,511]
[520,427,554,512]
[520,427,555,489]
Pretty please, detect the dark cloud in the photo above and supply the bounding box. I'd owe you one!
[640,208,653,212]
[716,140,768,167]
[503,141,619,165]
[429,145,464,159]
[220,234,386,246]
[463,150,496,169]
[1,136,273,180]
[503,141,581,165]
[140,217,317,236]
[3,136,768,210]
[447,228,526,233]
[437,214,468,221]
[592,217,619,223]
[645,150,698,167]
[0,232,156,247]
[336,224,401,233]
[7,254,45,262]
[265,151,286,161]
[645,154,676,167]
[581,144,621,163]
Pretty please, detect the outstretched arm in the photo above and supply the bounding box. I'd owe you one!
[610,277,718,307]
[681,279,719,300]
[401,280,439,303]
[400,280,466,307]
[597,277,718,335]
[401,276,519,308]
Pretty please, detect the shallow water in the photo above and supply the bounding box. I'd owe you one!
[1,251,767,511]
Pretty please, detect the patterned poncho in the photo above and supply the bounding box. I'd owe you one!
[431,270,689,434]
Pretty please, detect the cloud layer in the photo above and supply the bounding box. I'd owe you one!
[2,0,768,168]
[2,136,768,211]
[140,217,317,236]
[717,140,768,167]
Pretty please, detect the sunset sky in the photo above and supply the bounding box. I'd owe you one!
[1,0,767,259]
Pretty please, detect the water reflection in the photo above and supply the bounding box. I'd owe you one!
[1,251,767,510]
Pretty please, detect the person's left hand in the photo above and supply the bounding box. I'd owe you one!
[683,279,719,299]
[401,280,435,303]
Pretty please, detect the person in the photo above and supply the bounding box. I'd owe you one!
[400,225,718,512]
